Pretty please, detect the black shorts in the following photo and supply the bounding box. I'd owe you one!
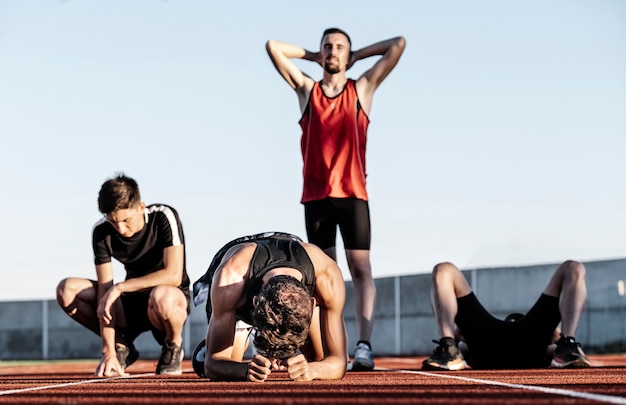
[455,292,561,369]
[303,197,371,250]
[120,291,166,345]
[91,281,190,346]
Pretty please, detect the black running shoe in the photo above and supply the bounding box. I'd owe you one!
[422,337,468,371]
[551,334,590,368]
[115,343,140,370]
[192,339,206,377]
[156,340,184,375]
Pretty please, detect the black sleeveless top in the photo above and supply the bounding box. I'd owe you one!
[193,232,316,325]
[236,238,316,325]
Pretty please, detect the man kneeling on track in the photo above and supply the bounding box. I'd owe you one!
[422,260,591,370]
[191,232,348,381]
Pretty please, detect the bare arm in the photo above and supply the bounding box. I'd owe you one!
[204,244,257,381]
[353,36,406,115]
[97,244,185,325]
[302,244,348,380]
[266,39,317,113]
[118,244,184,292]
[94,262,126,377]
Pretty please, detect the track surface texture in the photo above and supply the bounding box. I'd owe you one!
[1,355,625,404]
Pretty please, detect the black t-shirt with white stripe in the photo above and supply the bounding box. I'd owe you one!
[92,204,190,291]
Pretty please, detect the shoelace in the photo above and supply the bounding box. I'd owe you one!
[161,345,178,364]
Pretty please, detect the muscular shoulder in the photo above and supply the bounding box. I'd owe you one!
[212,243,256,287]
[300,242,331,267]
[300,242,345,304]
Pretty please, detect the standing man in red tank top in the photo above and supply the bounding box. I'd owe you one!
[266,28,405,371]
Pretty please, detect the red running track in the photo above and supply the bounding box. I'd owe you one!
[0,355,625,404]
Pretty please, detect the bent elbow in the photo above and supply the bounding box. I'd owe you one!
[266,39,276,55]
[395,36,407,52]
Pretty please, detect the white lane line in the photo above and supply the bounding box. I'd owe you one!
[379,369,626,405]
[0,373,154,396]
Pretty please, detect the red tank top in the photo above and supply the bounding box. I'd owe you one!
[299,79,370,203]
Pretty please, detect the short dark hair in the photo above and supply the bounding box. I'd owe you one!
[321,27,351,48]
[97,173,141,214]
[252,275,314,360]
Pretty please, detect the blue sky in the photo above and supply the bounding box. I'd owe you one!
[1,0,625,301]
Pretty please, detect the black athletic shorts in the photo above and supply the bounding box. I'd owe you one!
[91,280,190,346]
[303,197,371,250]
[455,292,561,369]
[120,291,166,345]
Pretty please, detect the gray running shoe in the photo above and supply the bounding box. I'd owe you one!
[351,342,375,371]
[115,343,139,370]
[156,341,184,375]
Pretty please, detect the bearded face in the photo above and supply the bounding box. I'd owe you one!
[320,32,350,74]
[324,62,341,74]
